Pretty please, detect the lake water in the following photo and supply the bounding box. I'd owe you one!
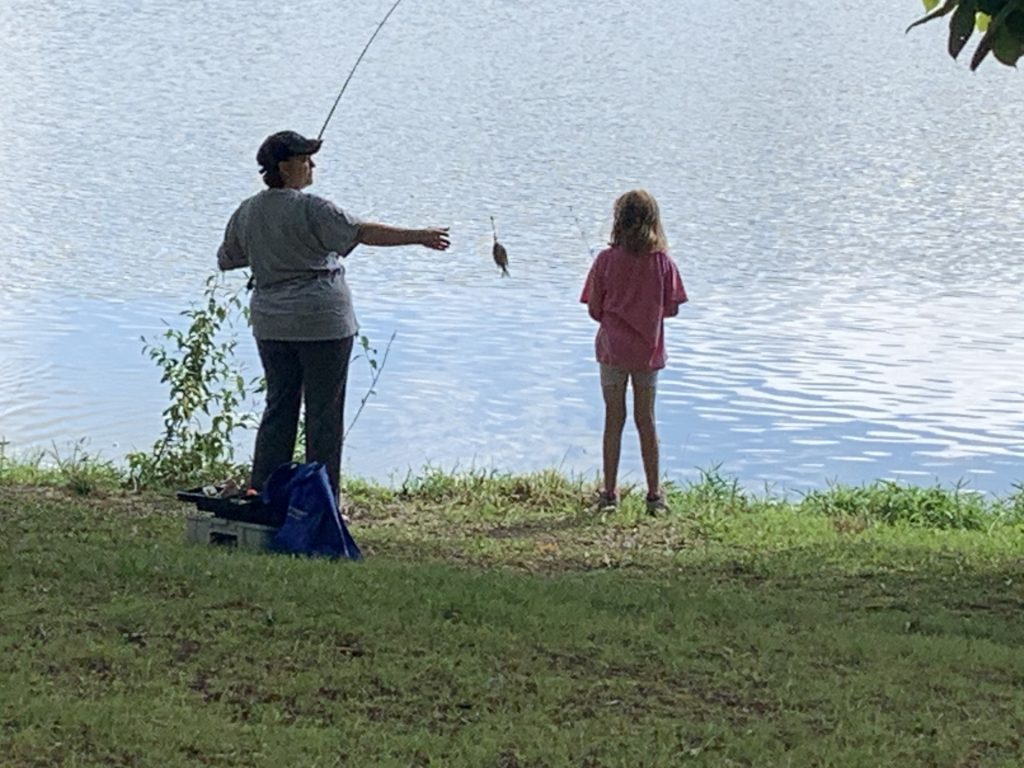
[3,0,1024,494]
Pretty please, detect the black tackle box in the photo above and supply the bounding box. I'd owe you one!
[176,488,285,527]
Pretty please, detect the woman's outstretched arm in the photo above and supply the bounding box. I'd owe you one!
[358,223,450,250]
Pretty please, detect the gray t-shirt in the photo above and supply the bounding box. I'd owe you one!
[217,188,362,341]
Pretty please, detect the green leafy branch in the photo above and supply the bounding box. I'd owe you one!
[345,331,396,442]
[129,272,395,488]
[126,274,263,488]
[909,0,1024,69]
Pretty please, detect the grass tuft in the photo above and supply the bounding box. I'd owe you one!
[798,479,1009,530]
[0,439,122,496]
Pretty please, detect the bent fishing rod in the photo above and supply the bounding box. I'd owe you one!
[317,0,408,140]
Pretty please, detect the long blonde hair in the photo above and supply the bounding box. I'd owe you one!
[609,189,668,256]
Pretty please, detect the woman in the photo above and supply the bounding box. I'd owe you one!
[218,129,450,501]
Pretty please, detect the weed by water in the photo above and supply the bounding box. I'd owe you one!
[396,465,586,511]
[799,478,1008,530]
[0,439,120,496]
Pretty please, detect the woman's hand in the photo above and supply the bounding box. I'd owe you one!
[420,227,450,251]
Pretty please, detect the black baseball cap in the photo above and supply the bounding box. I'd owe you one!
[256,130,322,173]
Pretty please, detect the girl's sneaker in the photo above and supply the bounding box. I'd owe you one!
[592,490,619,513]
[646,493,670,515]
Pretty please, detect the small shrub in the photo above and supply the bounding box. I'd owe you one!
[126,274,262,489]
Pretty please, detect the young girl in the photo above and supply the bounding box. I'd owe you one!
[580,189,687,513]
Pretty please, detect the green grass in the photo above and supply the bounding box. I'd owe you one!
[2,467,1024,766]
[0,440,123,497]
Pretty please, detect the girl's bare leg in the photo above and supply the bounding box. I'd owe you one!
[633,384,660,497]
[602,383,628,495]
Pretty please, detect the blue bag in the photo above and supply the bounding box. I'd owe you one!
[261,462,362,561]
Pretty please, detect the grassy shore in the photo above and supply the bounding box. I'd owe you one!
[2,465,1024,766]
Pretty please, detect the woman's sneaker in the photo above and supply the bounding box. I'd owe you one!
[646,493,670,515]
[592,490,619,513]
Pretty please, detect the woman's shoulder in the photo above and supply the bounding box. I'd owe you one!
[258,188,329,206]
[300,191,348,216]
[247,187,306,206]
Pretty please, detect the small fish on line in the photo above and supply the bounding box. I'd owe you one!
[490,216,510,277]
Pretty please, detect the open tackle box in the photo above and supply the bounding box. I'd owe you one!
[176,484,285,551]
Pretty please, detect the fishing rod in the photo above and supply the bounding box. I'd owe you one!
[317,0,408,140]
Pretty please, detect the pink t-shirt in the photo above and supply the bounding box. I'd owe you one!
[580,246,687,371]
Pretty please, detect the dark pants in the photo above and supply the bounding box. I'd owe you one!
[250,336,354,501]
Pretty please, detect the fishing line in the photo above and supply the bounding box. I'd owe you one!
[569,205,596,257]
[317,0,408,140]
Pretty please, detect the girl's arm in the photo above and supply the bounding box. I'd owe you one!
[358,223,450,250]
[662,256,688,318]
[580,255,604,321]
[586,273,604,321]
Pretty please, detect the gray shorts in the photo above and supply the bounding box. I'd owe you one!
[599,363,659,391]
